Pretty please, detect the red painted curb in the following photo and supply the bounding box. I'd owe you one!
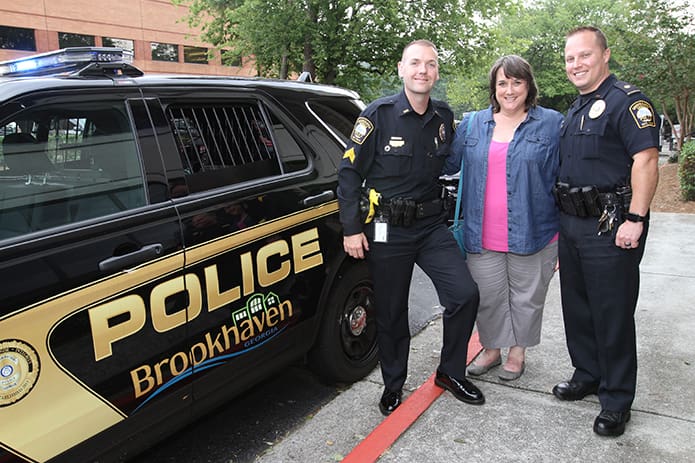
[342,331,483,463]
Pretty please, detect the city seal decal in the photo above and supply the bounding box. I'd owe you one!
[0,339,40,407]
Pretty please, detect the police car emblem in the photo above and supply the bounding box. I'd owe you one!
[629,100,656,129]
[589,100,606,119]
[0,339,40,407]
[350,117,374,145]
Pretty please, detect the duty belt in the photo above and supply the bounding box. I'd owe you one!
[379,197,445,227]
[553,183,632,217]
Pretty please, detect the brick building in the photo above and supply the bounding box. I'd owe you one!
[0,0,257,76]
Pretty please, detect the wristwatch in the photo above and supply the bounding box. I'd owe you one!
[624,212,647,223]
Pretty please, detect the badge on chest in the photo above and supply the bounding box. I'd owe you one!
[589,100,606,119]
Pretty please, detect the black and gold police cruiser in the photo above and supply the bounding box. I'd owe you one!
[0,47,377,462]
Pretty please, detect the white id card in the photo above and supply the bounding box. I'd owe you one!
[374,217,388,243]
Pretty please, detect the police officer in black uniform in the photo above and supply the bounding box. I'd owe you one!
[337,39,484,416]
[553,26,659,437]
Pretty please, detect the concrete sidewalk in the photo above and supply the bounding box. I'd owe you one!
[255,212,695,463]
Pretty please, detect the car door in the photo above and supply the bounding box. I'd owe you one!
[0,89,189,462]
[140,86,345,409]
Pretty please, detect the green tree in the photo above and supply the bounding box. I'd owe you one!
[612,0,695,151]
[446,0,629,114]
[446,0,695,146]
[174,0,505,101]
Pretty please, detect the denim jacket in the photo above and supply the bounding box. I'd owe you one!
[444,105,564,255]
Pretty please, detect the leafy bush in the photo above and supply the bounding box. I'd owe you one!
[679,140,695,201]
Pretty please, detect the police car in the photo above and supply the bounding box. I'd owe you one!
[0,47,377,462]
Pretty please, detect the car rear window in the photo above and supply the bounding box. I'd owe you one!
[167,101,309,194]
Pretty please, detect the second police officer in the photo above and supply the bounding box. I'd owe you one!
[337,39,484,415]
[553,26,660,437]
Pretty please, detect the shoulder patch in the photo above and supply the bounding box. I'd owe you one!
[350,117,374,145]
[614,80,640,96]
[629,100,656,129]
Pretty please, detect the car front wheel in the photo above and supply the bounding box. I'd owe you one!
[309,261,378,383]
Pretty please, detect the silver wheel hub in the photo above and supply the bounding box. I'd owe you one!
[347,305,367,336]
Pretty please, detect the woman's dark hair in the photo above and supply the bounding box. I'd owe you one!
[488,55,538,113]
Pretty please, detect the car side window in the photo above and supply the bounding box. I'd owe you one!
[0,101,146,239]
[167,101,308,193]
[306,99,361,144]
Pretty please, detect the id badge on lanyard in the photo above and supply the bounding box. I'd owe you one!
[374,214,389,243]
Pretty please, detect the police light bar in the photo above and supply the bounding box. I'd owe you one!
[0,47,134,77]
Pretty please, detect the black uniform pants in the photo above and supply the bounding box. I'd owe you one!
[365,217,479,392]
[558,213,648,412]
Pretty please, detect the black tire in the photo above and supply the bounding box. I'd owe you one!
[309,261,378,383]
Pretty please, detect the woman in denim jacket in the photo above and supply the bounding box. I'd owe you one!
[445,55,563,380]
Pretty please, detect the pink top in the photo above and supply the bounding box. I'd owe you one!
[482,140,509,252]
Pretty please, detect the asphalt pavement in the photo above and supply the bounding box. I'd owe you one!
[254,211,695,463]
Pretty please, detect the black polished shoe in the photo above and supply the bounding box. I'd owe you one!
[434,370,485,405]
[593,409,631,437]
[552,380,598,401]
[379,388,402,416]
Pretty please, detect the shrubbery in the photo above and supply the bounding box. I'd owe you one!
[679,140,695,201]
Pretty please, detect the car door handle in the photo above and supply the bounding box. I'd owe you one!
[99,243,164,272]
[301,190,335,207]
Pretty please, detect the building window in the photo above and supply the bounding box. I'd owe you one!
[184,46,208,64]
[103,37,134,53]
[0,26,36,51]
[151,42,179,62]
[58,32,95,48]
[221,50,242,67]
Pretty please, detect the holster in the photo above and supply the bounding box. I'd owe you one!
[388,197,416,227]
[553,183,578,216]
[359,186,382,224]
[580,186,602,217]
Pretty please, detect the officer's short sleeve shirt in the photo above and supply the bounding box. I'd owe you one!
[558,74,659,190]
